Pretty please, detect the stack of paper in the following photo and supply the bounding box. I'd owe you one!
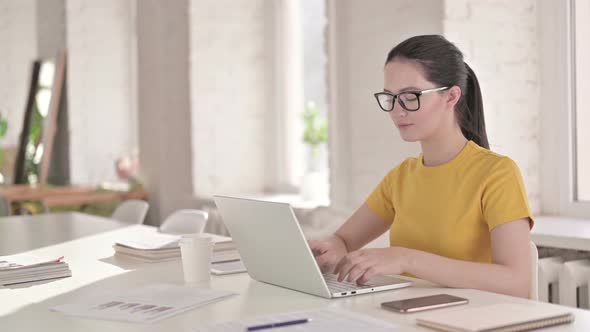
[113,232,241,263]
[0,253,71,286]
[51,283,236,323]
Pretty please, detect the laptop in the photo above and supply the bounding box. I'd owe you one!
[213,195,412,298]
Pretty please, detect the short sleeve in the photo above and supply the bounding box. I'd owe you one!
[482,157,534,231]
[366,168,397,224]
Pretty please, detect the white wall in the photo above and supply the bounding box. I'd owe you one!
[327,0,443,213]
[444,0,541,213]
[66,0,138,185]
[301,0,329,177]
[36,0,65,59]
[0,0,37,148]
[136,0,194,224]
[326,0,540,215]
[0,0,544,222]
[189,0,274,197]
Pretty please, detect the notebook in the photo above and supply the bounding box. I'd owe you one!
[416,303,574,332]
[0,254,71,286]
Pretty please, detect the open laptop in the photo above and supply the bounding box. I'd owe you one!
[213,195,412,298]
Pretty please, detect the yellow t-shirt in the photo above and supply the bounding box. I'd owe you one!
[366,141,533,264]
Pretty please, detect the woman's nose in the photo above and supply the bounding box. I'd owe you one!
[390,100,407,117]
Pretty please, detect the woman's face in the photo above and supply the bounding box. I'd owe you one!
[382,58,459,143]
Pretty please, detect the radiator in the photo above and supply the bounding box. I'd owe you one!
[539,256,590,309]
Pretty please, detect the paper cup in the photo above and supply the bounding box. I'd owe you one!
[179,234,213,284]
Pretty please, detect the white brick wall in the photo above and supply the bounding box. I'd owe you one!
[66,0,138,185]
[443,0,541,213]
[0,1,542,221]
[326,0,540,215]
[0,1,137,187]
[0,0,37,148]
[313,0,541,239]
[328,0,443,212]
[189,0,272,197]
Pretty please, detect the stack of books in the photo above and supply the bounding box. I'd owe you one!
[113,232,240,263]
[0,254,72,286]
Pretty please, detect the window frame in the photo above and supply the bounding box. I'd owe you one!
[540,0,590,218]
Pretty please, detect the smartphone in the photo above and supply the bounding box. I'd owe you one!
[381,294,468,313]
[210,260,247,275]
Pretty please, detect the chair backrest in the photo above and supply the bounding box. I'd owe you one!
[111,199,149,224]
[530,241,539,300]
[159,209,208,235]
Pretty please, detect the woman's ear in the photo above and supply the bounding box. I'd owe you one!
[447,86,462,109]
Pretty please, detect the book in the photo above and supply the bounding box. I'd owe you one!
[416,303,574,332]
[113,232,240,263]
[113,246,241,264]
[114,232,234,250]
[0,254,71,286]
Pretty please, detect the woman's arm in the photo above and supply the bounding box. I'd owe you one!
[309,203,391,269]
[403,219,531,298]
[334,203,392,252]
[335,218,532,298]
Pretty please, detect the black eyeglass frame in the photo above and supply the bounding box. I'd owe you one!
[373,86,450,112]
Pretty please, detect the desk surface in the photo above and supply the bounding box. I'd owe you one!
[0,212,129,255]
[2,213,590,331]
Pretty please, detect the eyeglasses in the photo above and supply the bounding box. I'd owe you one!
[373,86,450,112]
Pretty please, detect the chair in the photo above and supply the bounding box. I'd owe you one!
[530,241,539,300]
[0,194,11,217]
[159,209,208,235]
[111,199,149,224]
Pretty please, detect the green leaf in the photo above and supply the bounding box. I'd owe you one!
[0,118,7,137]
[301,102,328,146]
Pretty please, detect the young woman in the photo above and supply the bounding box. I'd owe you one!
[309,35,534,298]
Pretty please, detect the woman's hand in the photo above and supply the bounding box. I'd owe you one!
[333,247,409,284]
[308,235,349,273]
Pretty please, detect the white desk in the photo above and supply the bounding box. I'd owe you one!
[532,215,590,251]
[0,212,129,255]
[2,213,590,331]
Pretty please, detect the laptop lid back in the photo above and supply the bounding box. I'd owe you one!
[213,195,331,298]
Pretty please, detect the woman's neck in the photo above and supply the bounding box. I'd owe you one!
[420,130,468,167]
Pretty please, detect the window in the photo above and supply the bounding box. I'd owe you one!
[539,0,590,217]
[574,0,590,201]
[300,0,329,203]
[276,0,329,204]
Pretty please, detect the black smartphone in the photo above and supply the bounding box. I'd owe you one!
[381,294,468,313]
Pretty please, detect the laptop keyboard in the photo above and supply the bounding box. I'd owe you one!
[323,274,373,292]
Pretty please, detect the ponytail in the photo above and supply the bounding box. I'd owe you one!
[457,62,489,149]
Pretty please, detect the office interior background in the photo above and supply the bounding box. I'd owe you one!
[0,0,588,247]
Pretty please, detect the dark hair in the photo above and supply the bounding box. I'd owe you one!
[385,35,489,149]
